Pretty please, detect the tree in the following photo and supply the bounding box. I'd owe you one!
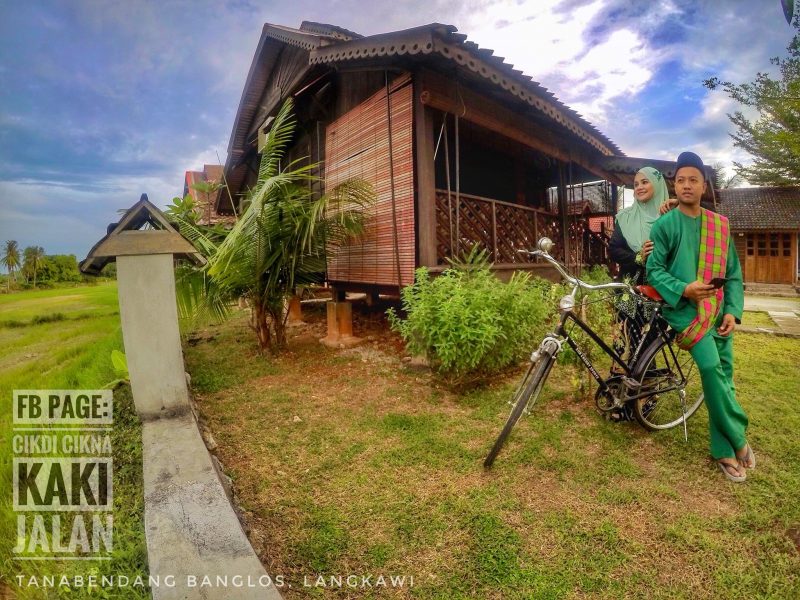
[1,240,20,292]
[47,255,81,283]
[711,162,744,189]
[172,98,374,352]
[704,18,800,185]
[22,246,45,288]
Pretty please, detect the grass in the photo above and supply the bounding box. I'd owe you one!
[741,311,777,328]
[186,307,800,599]
[0,283,148,599]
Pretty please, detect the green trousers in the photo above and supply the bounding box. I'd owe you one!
[689,332,749,460]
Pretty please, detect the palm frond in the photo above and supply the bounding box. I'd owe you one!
[258,98,298,182]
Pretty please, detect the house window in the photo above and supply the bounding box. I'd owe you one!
[746,234,754,256]
[757,234,766,257]
[783,233,792,257]
[770,233,779,257]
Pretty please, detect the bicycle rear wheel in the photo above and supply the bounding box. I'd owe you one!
[631,337,704,430]
[484,354,555,468]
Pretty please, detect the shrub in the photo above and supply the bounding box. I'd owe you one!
[30,312,66,325]
[387,252,550,387]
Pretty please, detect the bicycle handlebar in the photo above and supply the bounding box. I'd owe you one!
[518,245,637,295]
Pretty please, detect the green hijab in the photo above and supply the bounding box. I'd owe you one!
[615,166,667,252]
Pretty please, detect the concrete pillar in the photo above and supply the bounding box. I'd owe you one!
[320,301,361,348]
[287,295,302,324]
[115,254,281,600]
[117,254,189,419]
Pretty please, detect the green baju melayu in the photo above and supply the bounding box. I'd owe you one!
[646,208,748,460]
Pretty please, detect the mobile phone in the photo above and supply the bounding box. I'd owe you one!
[709,277,728,289]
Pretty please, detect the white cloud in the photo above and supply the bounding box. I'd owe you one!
[455,0,662,127]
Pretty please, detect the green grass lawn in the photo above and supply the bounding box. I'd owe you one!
[0,283,149,599]
[186,307,800,599]
[740,311,777,329]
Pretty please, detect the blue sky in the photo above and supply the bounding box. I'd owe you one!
[0,0,793,263]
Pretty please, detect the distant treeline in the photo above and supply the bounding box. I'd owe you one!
[1,241,116,291]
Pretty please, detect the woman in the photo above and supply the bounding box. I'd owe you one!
[609,166,669,285]
[606,167,669,422]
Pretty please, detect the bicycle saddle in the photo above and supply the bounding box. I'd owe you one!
[636,285,664,302]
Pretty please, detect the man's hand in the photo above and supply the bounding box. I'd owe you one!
[717,313,736,336]
[659,198,678,215]
[683,281,716,302]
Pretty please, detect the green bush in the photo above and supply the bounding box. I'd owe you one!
[387,253,550,387]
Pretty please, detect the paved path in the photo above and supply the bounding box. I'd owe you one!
[743,295,800,312]
[741,295,800,337]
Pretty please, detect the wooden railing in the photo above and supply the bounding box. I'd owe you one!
[435,189,611,268]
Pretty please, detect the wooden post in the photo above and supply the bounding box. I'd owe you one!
[491,201,498,261]
[414,78,437,268]
[558,163,571,264]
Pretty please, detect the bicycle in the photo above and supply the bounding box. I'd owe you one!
[483,237,704,468]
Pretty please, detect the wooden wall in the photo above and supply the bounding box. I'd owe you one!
[738,230,797,285]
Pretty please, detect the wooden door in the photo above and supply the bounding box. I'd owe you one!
[755,233,769,282]
[744,233,755,282]
[744,231,795,283]
[777,232,794,284]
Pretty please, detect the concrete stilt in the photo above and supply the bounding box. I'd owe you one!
[320,300,361,348]
[287,295,303,324]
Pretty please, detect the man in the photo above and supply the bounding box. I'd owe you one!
[646,151,754,482]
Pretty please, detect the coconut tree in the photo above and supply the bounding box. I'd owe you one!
[22,246,45,289]
[1,240,20,291]
[173,98,374,352]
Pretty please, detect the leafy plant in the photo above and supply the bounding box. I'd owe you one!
[171,97,374,352]
[105,349,130,388]
[387,249,550,388]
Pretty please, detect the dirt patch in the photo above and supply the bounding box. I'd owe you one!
[787,526,800,554]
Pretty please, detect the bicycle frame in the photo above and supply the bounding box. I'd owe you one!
[547,297,690,404]
[485,238,703,467]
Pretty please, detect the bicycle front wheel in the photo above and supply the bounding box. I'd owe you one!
[484,354,555,468]
[631,337,704,431]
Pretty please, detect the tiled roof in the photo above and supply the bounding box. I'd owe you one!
[218,21,625,214]
[306,23,621,156]
[717,186,800,230]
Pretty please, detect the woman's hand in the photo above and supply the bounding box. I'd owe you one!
[683,281,716,302]
[641,240,654,259]
[659,198,678,215]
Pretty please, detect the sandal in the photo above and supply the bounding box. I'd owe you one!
[737,444,756,470]
[717,459,746,483]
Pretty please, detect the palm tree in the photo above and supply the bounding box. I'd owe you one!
[173,98,373,352]
[1,240,20,291]
[23,246,45,289]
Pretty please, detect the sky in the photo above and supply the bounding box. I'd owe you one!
[0,0,794,263]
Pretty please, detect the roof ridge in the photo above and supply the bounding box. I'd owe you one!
[299,21,363,40]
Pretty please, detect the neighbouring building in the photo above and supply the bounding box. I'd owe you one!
[184,165,236,227]
[718,186,800,287]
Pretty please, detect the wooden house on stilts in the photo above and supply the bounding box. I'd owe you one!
[216,21,718,341]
